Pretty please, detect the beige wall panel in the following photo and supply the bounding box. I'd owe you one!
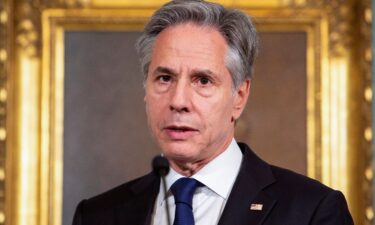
[63,31,158,225]
[236,32,307,175]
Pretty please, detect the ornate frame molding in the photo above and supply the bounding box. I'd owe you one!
[4,0,372,225]
[0,0,9,225]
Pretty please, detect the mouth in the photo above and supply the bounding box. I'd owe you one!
[165,125,198,132]
[163,125,199,139]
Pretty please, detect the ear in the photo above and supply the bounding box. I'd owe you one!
[232,79,251,120]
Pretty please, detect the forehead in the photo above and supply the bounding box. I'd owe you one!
[150,23,229,68]
[155,22,227,44]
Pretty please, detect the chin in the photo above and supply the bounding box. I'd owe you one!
[161,142,199,162]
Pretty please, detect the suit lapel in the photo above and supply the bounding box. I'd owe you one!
[114,173,160,225]
[218,143,277,225]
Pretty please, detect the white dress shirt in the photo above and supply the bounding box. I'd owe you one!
[151,139,243,225]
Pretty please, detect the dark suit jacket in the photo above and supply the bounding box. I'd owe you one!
[72,143,354,225]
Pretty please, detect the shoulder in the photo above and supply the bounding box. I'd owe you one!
[268,163,352,221]
[268,166,353,224]
[76,172,158,214]
[72,172,160,225]
[269,165,332,195]
[238,143,351,219]
[239,142,335,198]
[267,165,341,209]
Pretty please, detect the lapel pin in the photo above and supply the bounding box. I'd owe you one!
[250,203,263,211]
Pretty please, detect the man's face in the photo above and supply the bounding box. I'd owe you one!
[144,23,249,168]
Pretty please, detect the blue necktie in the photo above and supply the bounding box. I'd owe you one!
[170,178,202,225]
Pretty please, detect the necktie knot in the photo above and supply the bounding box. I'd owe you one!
[171,178,202,207]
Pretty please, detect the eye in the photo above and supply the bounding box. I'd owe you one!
[195,76,213,87]
[157,75,172,83]
[198,77,210,85]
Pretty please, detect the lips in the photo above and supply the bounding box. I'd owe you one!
[163,125,199,140]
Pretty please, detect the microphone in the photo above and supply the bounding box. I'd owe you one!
[152,155,170,177]
[152,155,172,225]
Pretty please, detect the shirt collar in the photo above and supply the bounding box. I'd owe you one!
[164,138,243,199]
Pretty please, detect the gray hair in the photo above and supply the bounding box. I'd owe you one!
[136,0,258,89]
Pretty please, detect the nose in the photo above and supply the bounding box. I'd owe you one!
[169,80,191,113]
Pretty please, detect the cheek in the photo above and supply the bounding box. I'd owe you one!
[145,94,167,125]
[195,96,233,127]
[206,94,234,114]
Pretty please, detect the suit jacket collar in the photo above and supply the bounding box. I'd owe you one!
[115,172,160,225]
[218,142,277,225]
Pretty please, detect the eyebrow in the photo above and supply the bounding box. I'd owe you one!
[152,66,218,78]
[153,66,178,76]
[191,69,216,77]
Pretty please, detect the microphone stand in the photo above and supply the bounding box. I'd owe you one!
[161,173,171,225]
[152,155,172,225]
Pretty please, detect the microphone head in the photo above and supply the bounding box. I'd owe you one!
[152,155,170,177]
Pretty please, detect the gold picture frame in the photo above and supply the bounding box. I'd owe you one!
[3,0,373,225]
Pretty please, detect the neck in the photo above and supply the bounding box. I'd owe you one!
[169,160,208,177]
[168,138,233,176]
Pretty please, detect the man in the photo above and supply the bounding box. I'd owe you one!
[72,0,354,224]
